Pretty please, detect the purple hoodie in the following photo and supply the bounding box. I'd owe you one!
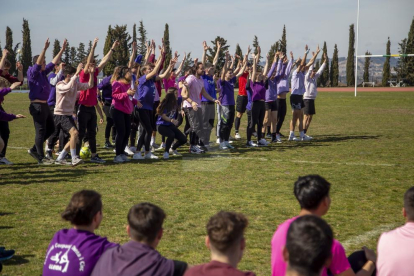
[27,63,55,101]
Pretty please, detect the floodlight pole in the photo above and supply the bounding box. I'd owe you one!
[355,0,360,97]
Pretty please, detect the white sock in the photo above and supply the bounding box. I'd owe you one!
[289,131,295,137]
[300,131,305,138]
[57,150,67,161]
[70,149,77,161]
[151,136,155,144]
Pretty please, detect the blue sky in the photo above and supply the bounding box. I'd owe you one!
[1,0,413,63]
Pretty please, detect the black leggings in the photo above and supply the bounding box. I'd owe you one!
[219,105,235,142]
[76,105,98,155]
[111,107,131,156]
[103,103,116,141]
[157,124,187,152]
[136,108,153,152]
[276,98,287,134]
[247,101,265,142]
[29,102,55,157]
[130,108,140,147]
[162,112,183,143]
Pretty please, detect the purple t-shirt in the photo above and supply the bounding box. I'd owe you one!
[156,108,178,126]
[250,80,266,102]
[43,229,117,276]
[27,63,55,101]
[271,217,351,276]
[219,77,236,106]
[201,74,216,102]
[91,241,175,276]
[136,75,156,110]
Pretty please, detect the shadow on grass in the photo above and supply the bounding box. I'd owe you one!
[3,254,34,266]
[0,226,13,230]
[311,134,381,143]
[0,212,14,217]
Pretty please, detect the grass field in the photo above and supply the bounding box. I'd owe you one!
[1,91,414,276]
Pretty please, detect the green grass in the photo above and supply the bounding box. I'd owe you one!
[1,91,414,275]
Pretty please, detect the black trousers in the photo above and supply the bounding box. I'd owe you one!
[157,124,187,152]
[136,108,153,152]
[103,103,116,141]
[276,99,287,134]
[29,102,55,157]
[219,105,235,141]
[0,106,9,158]
[130,108,140,147]
[111,107,131,156]
[247,101,265,142]
[77,105,97,155]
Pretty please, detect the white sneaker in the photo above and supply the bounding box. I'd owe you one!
[129,146,137,152]
[276,134,283,143]
[163,152,169,159]
[219,142,229,150]
[189,145,201,154]
[71,157,84,167]
[246,141,258,147]
[235,133,241,140]
[114,155,125,163]
[195,145,205,153]
[301,135,312,141]
[132,152,144,160]
[121,154,130,162]
[144,153,158,159]
[216,138,221,144]
[225,141,234,149]
[113,149,116,153]
[0,157,13,165]
[288,136,300,141]
[258,138,268,146]
[169,149,182,156]
[125,146,135,155]
[156,143,166,151]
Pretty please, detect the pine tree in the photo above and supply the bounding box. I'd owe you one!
[330,44,339,87]
[235,44,243,60]
[318,42,330,87]
[280,25,287,55]
[132,23,137,44]
[70,47,77,67]
[405,17,414,85]
[163,24,172,69]
[111,25,131,68]
[395,38,408,82]
[21,18,32,76]
[382,37,391,86]
[252,36,262,63]
[103,25,115,76]
[76,42,87,64]
[206,36,230,73]
[363,51,371,82]
[346,24,355,86]
[5,27,17,74]
[53,39,61,58]
[63,41,70,64]
[137,20,147,56]
[267,42,279,63]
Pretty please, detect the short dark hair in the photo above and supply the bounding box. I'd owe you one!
[63,65,76,77]
[32,55,40,65]
[286,215,333,276]
[61,190,102,226]
[127,203,166,243]
[3,59,11,69]
[404,186,414,221]
[206,211,248,253]
[294,175,331,210]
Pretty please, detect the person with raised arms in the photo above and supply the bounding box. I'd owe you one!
[47,63,94,166]
[27,38,67,164]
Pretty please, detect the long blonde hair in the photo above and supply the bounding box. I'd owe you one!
[110,66,121,84]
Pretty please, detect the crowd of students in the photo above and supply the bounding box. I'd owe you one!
[0,35,329,165]
[11,175,405,276]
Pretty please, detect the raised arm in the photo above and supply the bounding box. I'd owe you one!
[306,45,320,67]
[252,53,257,81]
[143,41,151,65]
[213,41,221,66]
[97,40,119,72]
[233,59,242,76]
[267,52,279,79]
[221,52,230,80]
[316,53,327,78]
[128,41,137,69]
[52,39,67,65]
[202,41,210,67]
[84,38,98,73]
[157,56,178,80]
[176,52,186,76]
[255,46,261,64]
[285,51,294,76]
[49,63,65,86]
[146,48,164,80]
[297,44,308,72]
[37,38,50,66]
[263,53,270,77]
[0,49,8,69]
[236,57,248,78]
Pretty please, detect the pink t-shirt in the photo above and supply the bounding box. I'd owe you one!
[163,78,176,92]
[377,222,414,276]
[271,217,351,276]
[182,75,204,108]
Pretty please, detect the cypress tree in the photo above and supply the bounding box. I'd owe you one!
[382,37,391,86]
[405,17,414,85]
[5,27,17,74]
[280,25,287,55]
[235,44,243,60]
[70,46,77,67]
[395,38,408,82]
[267,42,279,63]
[137,20,147,56]
[103,25,114,76]
[206,36,230,73]
[163,24,172,69]
[21,18,32,76]
[330,44,339,87]
[76,42,87,63]
[319,42,330,87]
[252,36,262,63]
[346,24,355,86]
[363,51,371,82]
[53,39,61,58]
[132,23,137,44]
[63,41,70,64]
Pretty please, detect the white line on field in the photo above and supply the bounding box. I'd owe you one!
[8,146,29,150]
[341,223,400,251]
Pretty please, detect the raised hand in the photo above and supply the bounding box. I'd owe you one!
[112,40,120,49]
[193,58,199,65]
[16,61,23,71]
[10,82,21,90]
[247,45,251,54]
[217,41,222,49]
[62,39,67,50]
[203,41,210,51]
[183,52,186,60]
[59,63,65,71]
[132,41,137,51]
[305,44,308,51]
[174,51,179,59]
[323,53,327,61]
[146,41,151,49]
[93,38,99,48]
[290,51,293,59]
[316,44,320,53]
[44,38,50,50]
[76,63,84,75]
[2,49,9,57]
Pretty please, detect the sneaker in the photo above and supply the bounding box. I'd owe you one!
[163,152,169,159]
[104,141,114,149]
[235,133,241,140]
[219,142,229,150]
[132,152,144,160]
[28,149,41,162]
[252,132,258,137]
[225,141,234,149]
[0,249,15,262]
[145,152,158,159]
[71,157,84,167]
[301,135,313,141]
[39,157,54,165]
[266,133,272,139]
[246,141,258,147]
[54,159,72,165]
[288,136,300,141]
[129,146,137,152]
[169,149,182,156]
[189,145,201,154]
[151,143,159,149]
[196,145,206,153]
[216,138,221,144]
[0,157,13,165]
[113,155,125,163]
[90,155,106,164]
[156,143,166,151]
[121,154,131,162]
[257,139,268,146]
[46,149,54,159]
[276,134,282,143]
[124,146,135,155]
[279,133,285,138]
